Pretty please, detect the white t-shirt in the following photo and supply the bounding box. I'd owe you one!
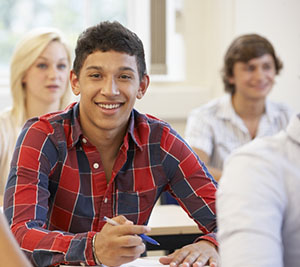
[217,114,300,267]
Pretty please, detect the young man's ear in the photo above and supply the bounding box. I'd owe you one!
[70,70,80,96]
[137,74,150,99]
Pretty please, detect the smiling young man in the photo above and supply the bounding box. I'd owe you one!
[4,21,218,267]
[185,34,293,182]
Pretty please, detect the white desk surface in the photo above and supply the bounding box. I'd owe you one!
[60,256,163,267]
[62,256,209,266]
[147,204,201,236]
[111,256,163,266]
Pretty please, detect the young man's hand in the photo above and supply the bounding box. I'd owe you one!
[94,215,151,266]
[159,240,219,267]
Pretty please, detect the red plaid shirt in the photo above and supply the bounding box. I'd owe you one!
[4,102,217,266]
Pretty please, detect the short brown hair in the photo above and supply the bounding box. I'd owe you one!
[222,34,283,94]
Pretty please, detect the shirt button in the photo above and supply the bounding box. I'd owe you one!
[93,163,99,169]
[82,138,87,144]
[104,197,108,203]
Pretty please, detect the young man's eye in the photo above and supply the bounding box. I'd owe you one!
[120,74,131,80]
[37,63,47,69]
[89,73,101,78]
[246,65,255,72]
[263,64,272,70]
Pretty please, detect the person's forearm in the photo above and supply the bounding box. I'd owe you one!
[10,221,96,266]
[0,213,32,267]
[0,234,32,267]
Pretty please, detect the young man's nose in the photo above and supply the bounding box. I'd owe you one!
[253,67,265,80]
[101,77,120,96]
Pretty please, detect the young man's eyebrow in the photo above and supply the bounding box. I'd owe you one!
[119,66,136,73]
[85,66,103,71]
[85,66,136,73]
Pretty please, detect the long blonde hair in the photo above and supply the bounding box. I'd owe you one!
[10,27,72,126]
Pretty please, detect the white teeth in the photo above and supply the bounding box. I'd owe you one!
[98,103,120,109]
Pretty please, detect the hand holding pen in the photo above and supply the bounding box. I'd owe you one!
[104,216,160,246]
[92,215,157,266]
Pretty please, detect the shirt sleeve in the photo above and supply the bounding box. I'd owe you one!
[3,121,97,266]
[217,147,286,267]
[161,126,218,239]
[184,108,214,157]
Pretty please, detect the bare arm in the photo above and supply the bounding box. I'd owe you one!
[192,147,222,182]
[0,212,31,267]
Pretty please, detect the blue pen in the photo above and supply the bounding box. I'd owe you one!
[103,216,160,246]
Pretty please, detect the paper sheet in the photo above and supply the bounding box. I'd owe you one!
[119,257,163,266]
[101,256,163,267]
[63,256,210,266]
[104,257,210,267]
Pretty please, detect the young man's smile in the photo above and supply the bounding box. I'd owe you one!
[96,101,124,115]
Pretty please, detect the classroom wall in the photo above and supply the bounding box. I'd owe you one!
[233,0,300,113]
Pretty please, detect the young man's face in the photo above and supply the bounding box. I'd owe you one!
[229,54,276,100]
[70,50,149,138]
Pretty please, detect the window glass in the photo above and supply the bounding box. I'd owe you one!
[0,0,128,73]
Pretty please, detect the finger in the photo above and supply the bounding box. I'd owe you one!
[112,215,133,225]
[168,250,190,266]
[159,255,173,265]
[116,224,151,236]
[192,254,209,267]
[119,242,146,257]
[124,220,134,225]
[118,234,144,247]
[207,256,219,267]
[180,251,201,266]
[159,251,177,265]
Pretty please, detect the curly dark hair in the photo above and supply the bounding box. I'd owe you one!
[222,34,283,94]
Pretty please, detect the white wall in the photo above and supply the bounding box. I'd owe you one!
[233,0,300,113]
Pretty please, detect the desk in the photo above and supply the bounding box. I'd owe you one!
[146,205,202,252]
